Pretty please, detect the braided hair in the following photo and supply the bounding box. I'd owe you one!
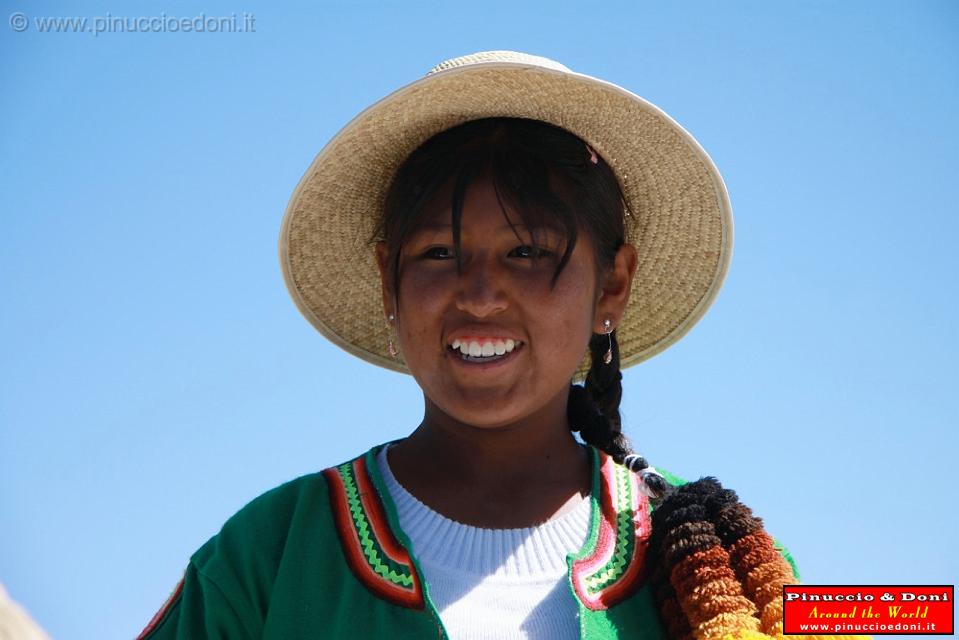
[375,117,669,501]
[567,331,670,501]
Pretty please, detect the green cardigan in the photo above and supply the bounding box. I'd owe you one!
[138,442,791,639]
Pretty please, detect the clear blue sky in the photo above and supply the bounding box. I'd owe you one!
[2,1,957,638]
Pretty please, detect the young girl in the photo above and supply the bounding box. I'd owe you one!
[139,51,834,640]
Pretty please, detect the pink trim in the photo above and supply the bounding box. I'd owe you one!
[571,452,652,610]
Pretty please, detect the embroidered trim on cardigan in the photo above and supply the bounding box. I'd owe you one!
[324,456,425,609]
[570,451,651,610]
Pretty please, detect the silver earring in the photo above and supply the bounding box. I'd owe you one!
[387,313,397,358]
[602,318,613,365]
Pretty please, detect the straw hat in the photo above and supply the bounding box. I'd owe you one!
[279,51,733,378]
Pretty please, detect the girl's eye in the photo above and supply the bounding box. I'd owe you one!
[509,245,554,259]
[422,246,455,260]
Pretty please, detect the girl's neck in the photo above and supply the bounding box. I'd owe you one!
[385,389,591,528]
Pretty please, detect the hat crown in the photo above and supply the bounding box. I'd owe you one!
[427,50,572,76]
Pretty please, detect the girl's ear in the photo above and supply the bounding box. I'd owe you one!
[594,243,638,332]
[374,241,395,317]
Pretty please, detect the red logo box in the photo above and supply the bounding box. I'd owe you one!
[783,585,953,635]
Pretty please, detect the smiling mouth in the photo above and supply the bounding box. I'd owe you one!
[447,339,525,364]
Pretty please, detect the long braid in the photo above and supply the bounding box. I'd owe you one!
[584,332,623,430]
[567,330,670,501]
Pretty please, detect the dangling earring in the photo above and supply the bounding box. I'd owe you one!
[602,318,613,365]
[387,313,398,358]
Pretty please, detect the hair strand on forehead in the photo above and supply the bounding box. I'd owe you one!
[374,117,630,296]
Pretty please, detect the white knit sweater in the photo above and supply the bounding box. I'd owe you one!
[376,445,591,640]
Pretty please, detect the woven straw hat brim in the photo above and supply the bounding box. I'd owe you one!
[280,54,733,379]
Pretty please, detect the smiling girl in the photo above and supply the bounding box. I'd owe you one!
[138,51,836,640]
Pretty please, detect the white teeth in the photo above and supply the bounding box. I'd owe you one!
[449,338,522,358]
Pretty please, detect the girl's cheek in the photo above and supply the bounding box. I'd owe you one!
[397,267,456,308]
[520,268,564,291]
[549,262,597,299]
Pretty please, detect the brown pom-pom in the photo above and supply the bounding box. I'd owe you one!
[729,531,781,571]
[662,521,722,566]
[670,546,733,595]
[713,501,764,544]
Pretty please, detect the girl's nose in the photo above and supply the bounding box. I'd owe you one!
[454,255,508,318]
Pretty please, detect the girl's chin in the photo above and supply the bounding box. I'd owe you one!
[445,393,523,420]
[424,384,573,433]
[425,389,530,428]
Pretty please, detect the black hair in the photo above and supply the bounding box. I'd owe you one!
[373,117,668,500]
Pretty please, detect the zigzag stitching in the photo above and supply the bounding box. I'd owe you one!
[338,463,415,588]
[583,465,635,593]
